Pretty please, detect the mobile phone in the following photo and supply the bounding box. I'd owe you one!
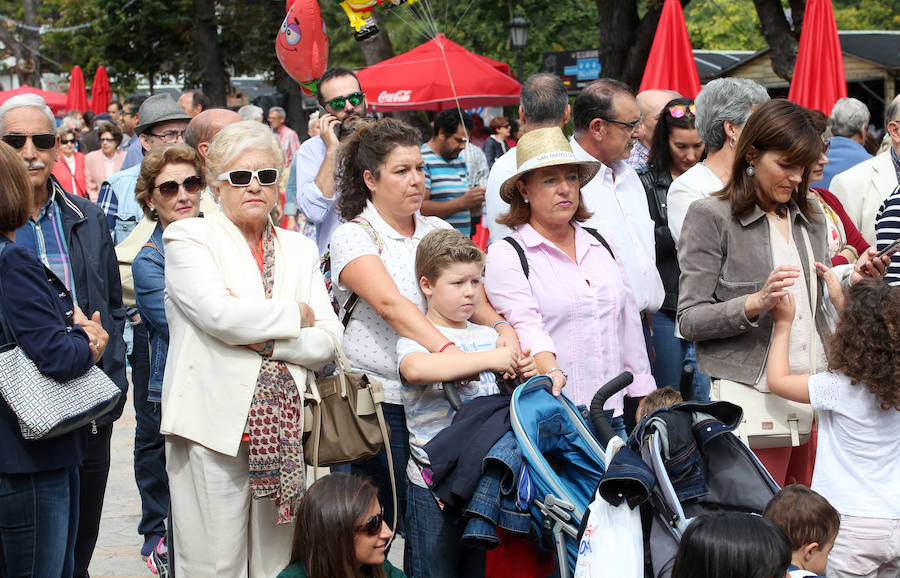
[874,237,900,259]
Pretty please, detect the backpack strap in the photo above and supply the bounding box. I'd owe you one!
[503,236,529,279]
[582,227,615,260]
[341,216,386,327]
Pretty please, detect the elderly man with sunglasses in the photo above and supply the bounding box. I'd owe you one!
[284,67,369,255]
[0,93,128,578]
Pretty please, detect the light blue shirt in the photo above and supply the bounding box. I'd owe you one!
[287,135,341,256]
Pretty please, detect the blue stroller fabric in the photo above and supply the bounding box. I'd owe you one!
[510,376,609,575]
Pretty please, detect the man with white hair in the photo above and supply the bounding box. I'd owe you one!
[267,105,300,167]
[832,94,900,245]
[820,97,872,189]
[238,104,264,123]
[0,93,127,577]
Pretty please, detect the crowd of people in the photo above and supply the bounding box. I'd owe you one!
[0,63,898,578]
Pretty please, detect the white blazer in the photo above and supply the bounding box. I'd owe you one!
[160,209,343,455]
[830,151,898,245]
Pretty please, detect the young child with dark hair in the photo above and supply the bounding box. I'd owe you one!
[764,485,840,577]
[397,228,534,578]
[767,277,900,577]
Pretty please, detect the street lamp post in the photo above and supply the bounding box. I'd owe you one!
[508,14,531,82]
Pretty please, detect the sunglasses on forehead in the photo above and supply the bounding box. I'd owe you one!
[2,133,56,151]
[667,104,696,119]
[354,511,384,536]
[153,175,204,196]
[326,91,364,111]
[217,168,280,187]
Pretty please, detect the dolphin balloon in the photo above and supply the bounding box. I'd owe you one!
[276,0,329,95]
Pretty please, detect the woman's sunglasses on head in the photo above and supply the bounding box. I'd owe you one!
[153,175,204,196]
[2,133,56,150]
[667,104,696,119]
[217,168,280,187]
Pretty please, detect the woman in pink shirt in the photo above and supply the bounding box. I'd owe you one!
[84,120,125,201]
[485,127,656,438]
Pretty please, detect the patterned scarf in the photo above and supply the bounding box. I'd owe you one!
[247,223,305,524]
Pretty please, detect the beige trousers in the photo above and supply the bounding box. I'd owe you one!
[166,436,294,577]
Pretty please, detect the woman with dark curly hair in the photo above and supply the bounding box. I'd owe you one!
[767,278,900,576]
[328,118,526,567]
[278,473,404,578]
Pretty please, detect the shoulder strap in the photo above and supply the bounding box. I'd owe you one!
[0,244,16,346]
[341,216,385,327]
[503,236,529,278]
[582,227,615,260]
[799,223,817,372]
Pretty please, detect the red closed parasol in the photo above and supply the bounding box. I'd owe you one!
[639,0,701,98]
[355,34,521,112]
[788,0,847,114]
[66,65,89,113]
[91,66,112,115]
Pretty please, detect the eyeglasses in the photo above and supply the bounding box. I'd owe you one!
[60,138,77,145]
[148,130,185,143]
[354,511,384,536]
[326,91,364,111]
[2,133,56,150]
[99,137,117,143]
[667,104,696,119]
[153,175,204,196]
[217,168,280,187]
[601,117,640,132]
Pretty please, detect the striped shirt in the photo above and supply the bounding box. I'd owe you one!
[422,144,471,235]
[876,184,900,286]
[15,177,78,302]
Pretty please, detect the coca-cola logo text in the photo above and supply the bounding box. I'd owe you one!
[378,90,412,103]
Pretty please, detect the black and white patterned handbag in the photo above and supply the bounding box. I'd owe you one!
[0,246,121,440]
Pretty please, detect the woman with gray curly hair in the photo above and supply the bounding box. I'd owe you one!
[161,121,342,575]
[667,78,770,243]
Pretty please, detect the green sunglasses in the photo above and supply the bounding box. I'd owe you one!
[326,91,364,111]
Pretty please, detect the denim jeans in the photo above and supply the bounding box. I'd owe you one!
[130,321,169,549]
[406,483,486,578]
[651,311,710,402]
[0,465,80,578]
[350,402,409,567]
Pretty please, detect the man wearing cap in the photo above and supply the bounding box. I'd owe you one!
[95,93,189,562]
[571,79,664,353]
[0,93,128,577]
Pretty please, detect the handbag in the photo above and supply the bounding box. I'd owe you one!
[710,223,818,449]
[0,246,122,440]
[303,333,397,535]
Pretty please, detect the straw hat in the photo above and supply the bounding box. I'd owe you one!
[499,127,601,203]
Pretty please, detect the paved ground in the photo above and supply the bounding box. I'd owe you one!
[89,381,404,576]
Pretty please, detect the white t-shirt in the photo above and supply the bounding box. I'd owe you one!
[484,146,518,244]
[329,201,452,405]
[397,322,500,487]
[809,370,900,519]
[667,162,723,245]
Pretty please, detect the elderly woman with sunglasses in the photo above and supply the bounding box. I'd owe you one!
[160,121,343,576]
[51,125,87,198]
[667,78,770,244]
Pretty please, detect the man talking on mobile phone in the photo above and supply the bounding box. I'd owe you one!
[284,67,369,255]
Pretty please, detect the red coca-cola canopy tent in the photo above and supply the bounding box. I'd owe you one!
[0,85,69,116]
[639,0,701,98]
[788,0,847,114]
[356,34,521,111]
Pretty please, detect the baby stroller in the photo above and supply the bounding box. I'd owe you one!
[509,372,637,578]
[619,398,781,577]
